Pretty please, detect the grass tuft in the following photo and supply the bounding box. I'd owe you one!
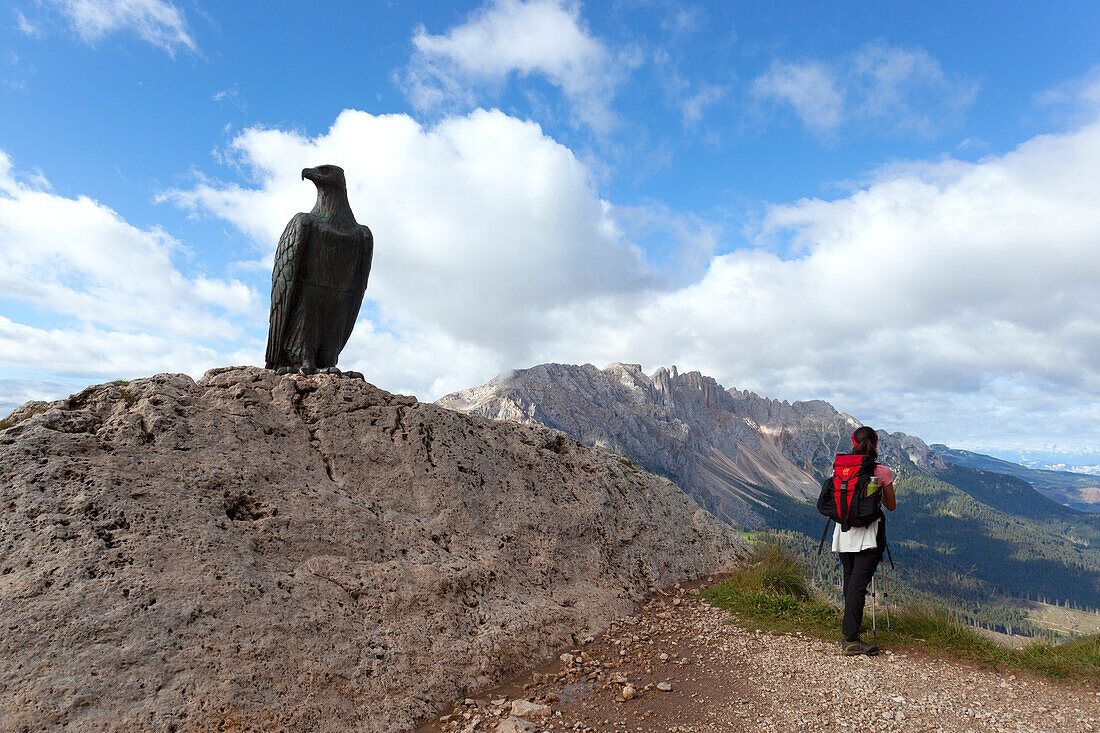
[702,543,1100,680]
[729,541,811,598]
[1013,633,1100,679]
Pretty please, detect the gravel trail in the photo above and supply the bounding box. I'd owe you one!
[423,587,1100,733]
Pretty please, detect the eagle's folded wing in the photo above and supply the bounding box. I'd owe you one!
[265,213,311,368]
[338,224,374,352]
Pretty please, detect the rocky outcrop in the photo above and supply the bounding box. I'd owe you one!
[0,367,744,732]
[438,363,942,526]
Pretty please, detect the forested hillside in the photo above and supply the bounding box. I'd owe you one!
[934,463,1086,521]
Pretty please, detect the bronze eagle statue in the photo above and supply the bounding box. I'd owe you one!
[265,165,373,375]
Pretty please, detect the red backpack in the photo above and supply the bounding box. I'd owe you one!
[816,453,883,532]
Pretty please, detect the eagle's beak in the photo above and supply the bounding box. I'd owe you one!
[302,167,316,182]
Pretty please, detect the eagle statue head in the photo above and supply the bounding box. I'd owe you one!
[301,164,353,220]
[302,164,346,189]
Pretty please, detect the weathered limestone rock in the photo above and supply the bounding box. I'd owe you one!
[509,700,551,719]
[496,718,535,733]
[0,367,744,732]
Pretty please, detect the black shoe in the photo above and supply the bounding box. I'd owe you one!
[841,639,880,656]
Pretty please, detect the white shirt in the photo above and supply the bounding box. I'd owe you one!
[832,518,880,553]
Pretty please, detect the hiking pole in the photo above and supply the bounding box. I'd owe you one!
[870,575,877,638]
[817,518,832,555]
[881,563,892,631]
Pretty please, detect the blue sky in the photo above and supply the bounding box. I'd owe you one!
[2,0,1100,465]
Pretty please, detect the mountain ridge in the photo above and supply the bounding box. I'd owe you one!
[439,361,944,526]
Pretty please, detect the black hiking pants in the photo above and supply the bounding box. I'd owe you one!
[839,547,881,641]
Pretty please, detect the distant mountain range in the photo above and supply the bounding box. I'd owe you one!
[931,445,1100,513]
[439,362,1100,629]
[1023,461,1100,477]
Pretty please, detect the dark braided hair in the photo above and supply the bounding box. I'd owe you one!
[851,425,879,461]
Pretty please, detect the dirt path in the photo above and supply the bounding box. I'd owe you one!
[420,586,1100,733]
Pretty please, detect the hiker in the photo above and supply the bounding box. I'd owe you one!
[822,426,896,655]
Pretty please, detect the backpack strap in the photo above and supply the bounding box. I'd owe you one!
[840,475,852,529]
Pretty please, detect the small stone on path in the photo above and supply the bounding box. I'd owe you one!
[510,700,551,719]
[495,717,536,733]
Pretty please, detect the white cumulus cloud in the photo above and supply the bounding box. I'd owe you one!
[752,61,843,137]
[1034,65,1100,126]
[0,151,257,381]
[403,0,630,131]
[166,108,655,391]
[602,113,1100,447]
[166,102,1100,453]
[12,85,1099,457]
[15,9,40,37]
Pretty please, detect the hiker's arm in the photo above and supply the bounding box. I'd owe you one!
[882,482,896,511]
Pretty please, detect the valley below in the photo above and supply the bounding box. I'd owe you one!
[1029,603,1100,639]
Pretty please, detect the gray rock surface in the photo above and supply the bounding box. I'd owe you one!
[0,367,745,732]
[438,363,944,526]
[508,700,550,719]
